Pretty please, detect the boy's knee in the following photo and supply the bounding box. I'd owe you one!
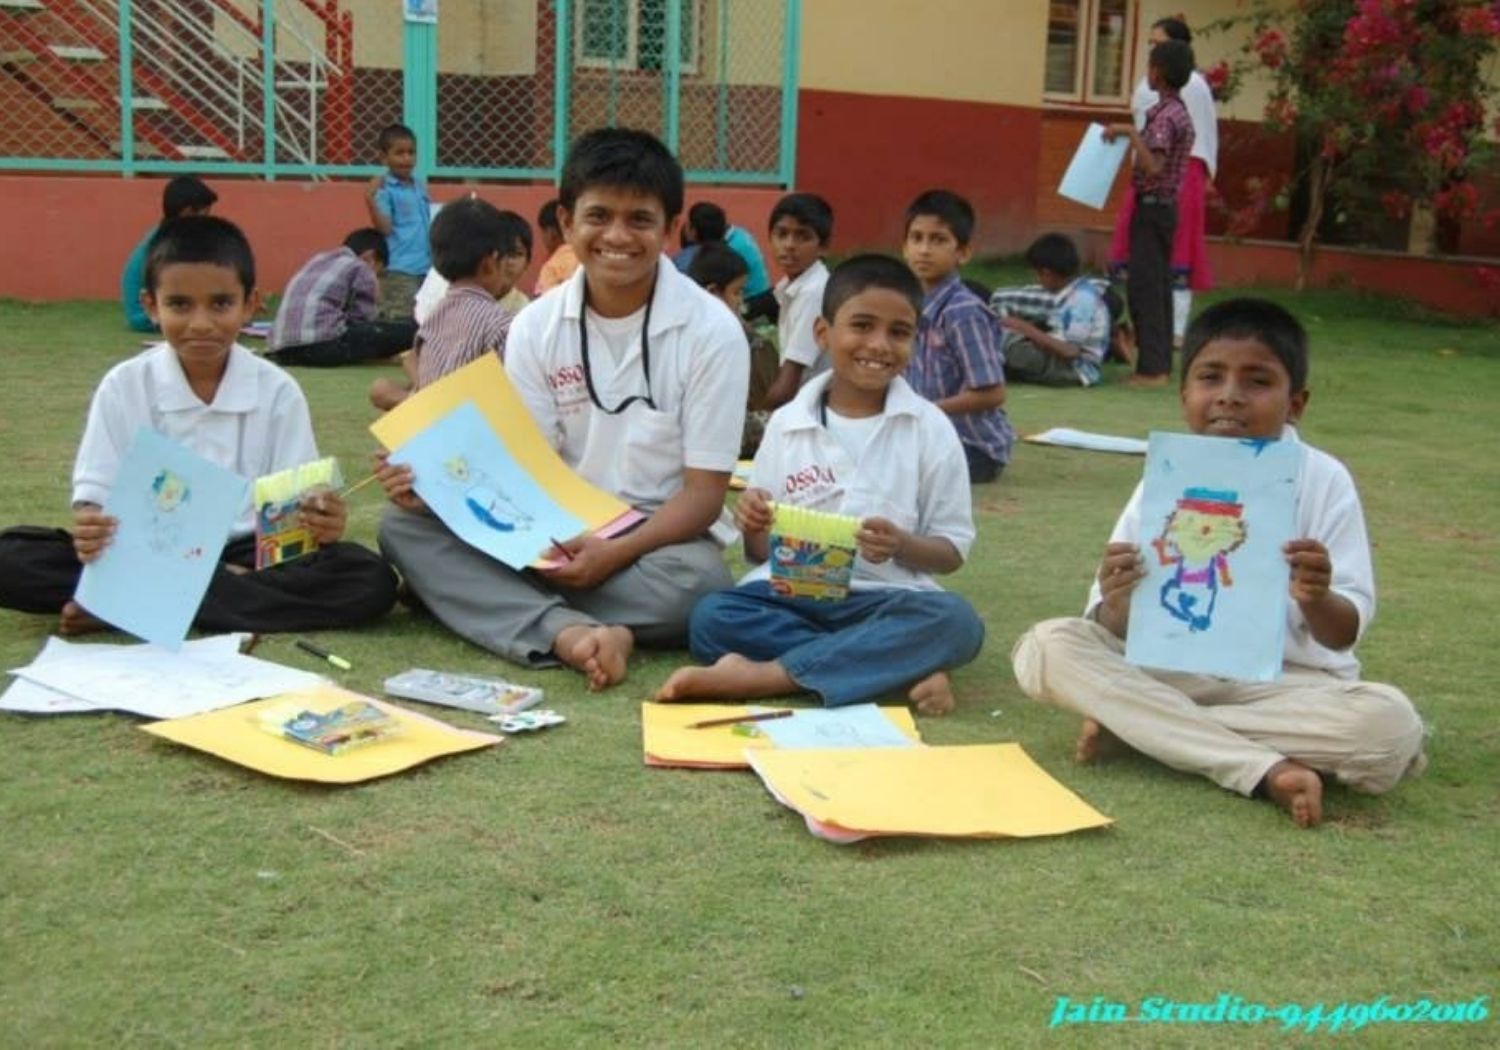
[928,592,985,661]
[1343,684,1425,795]
[1010,616,1099,700]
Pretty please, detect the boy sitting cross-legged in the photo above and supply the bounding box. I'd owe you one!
[376,128,748,691]
[266,228,419,367]
[0,217,398,635]
[1011,298,1425,827]
[657,254,985,716]
[901,189,1014,483]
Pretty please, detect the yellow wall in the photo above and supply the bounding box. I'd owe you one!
[799,1,1046,106]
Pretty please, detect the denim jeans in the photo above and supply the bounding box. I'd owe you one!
[688,580,985,707]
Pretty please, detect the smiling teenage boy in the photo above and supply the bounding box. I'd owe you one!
[901,189,1014,483]
[0,216,397,634]
[377,128,748,691]
[657,254,984,716]
[763,192,833,410]
[1011,298,1425,827]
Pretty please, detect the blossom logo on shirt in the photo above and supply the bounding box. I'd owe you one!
[546,362,589,412]
[781,464,840,506]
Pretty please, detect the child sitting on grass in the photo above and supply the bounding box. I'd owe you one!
[1011,298,1425,827]
[0,216,397,634]
[686,242,780,457]
[900,189,1013,482]
[121,175,216,332]
[763,192,834,409]
[369,198,529,411]
[990,233,1111,387]
[266,228,418,367]
[533,197,579,295]
[657,254,984,716]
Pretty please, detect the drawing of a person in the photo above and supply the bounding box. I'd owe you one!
[1151,487,1247,632]
[444,455,534,533]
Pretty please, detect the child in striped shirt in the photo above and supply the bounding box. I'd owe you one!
[369,198,531,410]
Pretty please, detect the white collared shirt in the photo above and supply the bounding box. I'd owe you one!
[504,256,749,514]
[72,344,319,536]
[774,259,830,373]
[1085,427,1376,679]
[1132,70,1218,177]
[745,372,975,592]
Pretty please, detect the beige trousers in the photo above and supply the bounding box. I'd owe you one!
[1011,617,1425,797]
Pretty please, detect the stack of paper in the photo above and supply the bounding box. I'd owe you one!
[142,685,502,783]
[641,702,920,769]
[747,743,1113,843]
[6,637,323,720]
[1,634,247,714]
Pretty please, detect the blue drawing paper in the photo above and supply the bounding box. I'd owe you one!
[758,703,916,750]
[1058,122,1131,210]
[1125,432,1300,681]
[390,400,586,569]
[76,427,248,650]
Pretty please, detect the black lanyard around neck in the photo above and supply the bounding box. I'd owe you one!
[578,279,657,415]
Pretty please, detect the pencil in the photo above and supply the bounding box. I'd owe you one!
[340,472,381,499]
[688,709,795,730]
[548,537,576,563]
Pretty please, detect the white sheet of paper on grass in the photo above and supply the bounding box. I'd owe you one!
[757,703,917,750]
[10,643,323,720]
[0,633,249,715]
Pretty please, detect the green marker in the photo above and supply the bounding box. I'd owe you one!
[295,638,352,672]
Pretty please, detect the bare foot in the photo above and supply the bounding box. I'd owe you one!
[1262,759,1323,828]
[654,653,796,702]
[908,671,955,716]
[553,624,634,692]
[58,600,107,637]
[1074,718,1125,764]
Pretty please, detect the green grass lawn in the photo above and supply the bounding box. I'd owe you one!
[1,289,1496,1047]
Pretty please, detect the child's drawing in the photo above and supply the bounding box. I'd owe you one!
[1150,487,1247,632]
[442,454,535,533]
[145,468,191,555]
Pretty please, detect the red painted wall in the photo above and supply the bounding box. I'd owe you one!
[0,174,780,302]
[794,89,1041,256]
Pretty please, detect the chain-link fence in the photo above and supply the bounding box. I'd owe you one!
[0,0,797,182]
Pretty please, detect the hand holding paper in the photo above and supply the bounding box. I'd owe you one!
[70,506,117,562]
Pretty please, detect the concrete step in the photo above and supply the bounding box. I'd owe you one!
[0,47,36,63]
[49,44,107,62]
[175,144,230,159]
[121,96,167,111]
[0,0,46,11]
[53,96,100,111]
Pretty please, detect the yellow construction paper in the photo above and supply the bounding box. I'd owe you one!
[369,353,631,531]
[641,702,920,769]
[748,743,1112,839]
[141,686,502,783]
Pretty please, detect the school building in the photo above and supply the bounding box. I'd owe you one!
[0,0,1494,314]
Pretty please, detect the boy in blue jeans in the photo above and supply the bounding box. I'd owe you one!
[657,254,985,716]
[901,189,1013,482]
[1012,299,1424,827]
[363,123,431,320]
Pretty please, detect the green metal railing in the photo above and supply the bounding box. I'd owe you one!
[0,0,799,185]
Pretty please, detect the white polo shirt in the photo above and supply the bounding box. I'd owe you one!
[504,255,748,515]
[774,259,830,373]
[71,343,319,536]
[1085,427,1375,679]
[745,372,975,592]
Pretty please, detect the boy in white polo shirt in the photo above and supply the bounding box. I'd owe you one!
[762,192,833,410]
[657,255,984,716]
[0,216,397,633]
[376,128,748,691]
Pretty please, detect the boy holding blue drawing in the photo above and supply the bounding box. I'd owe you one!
[1011,299,1424,827]
[0,216,397,634]
[657,255,984,716]
[377,128,747,691]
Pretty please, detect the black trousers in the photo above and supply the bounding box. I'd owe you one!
[1127,199,1177,378]
[743,289,780,326]
[0,527,398,633]
[266,318,417,367]
[964,444,1004,484]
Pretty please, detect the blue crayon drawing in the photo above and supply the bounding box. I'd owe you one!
[1150,487,1247,632]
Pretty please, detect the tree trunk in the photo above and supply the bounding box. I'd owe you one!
[1296,154,1327,293]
